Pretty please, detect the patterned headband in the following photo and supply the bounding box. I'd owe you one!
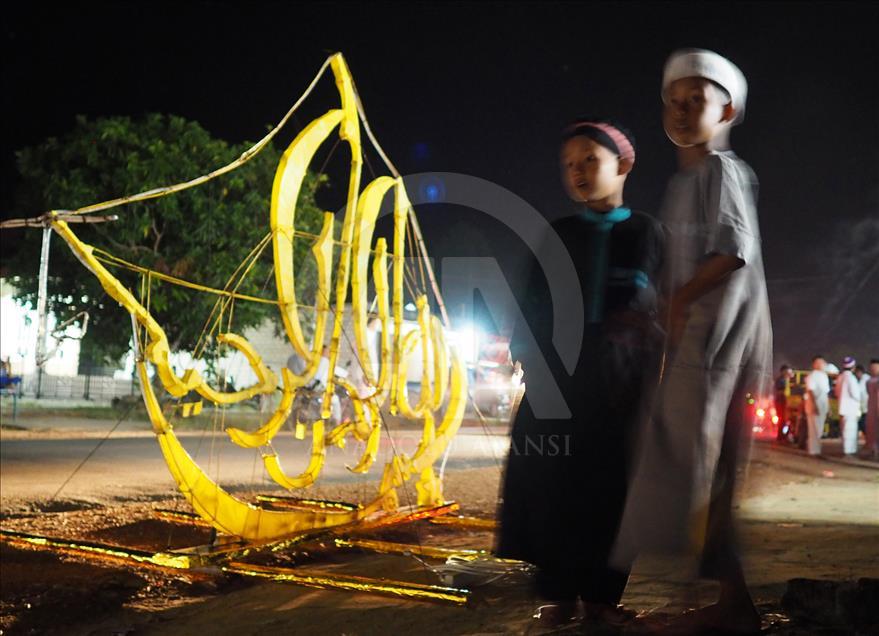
[564,121,636,164]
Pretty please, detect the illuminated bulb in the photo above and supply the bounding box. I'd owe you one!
[756,408,765,418]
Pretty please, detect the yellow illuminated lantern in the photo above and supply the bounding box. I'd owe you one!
[48,53,467,541]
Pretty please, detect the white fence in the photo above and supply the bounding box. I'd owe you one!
[16,373,138,403]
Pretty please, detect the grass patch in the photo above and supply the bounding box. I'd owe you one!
[0,403,271,427]
[2,405,149,421]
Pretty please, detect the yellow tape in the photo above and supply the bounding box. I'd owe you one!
[224,561,470,606]
[140,363,378,538]
[334,537,487,560]
[0,529,192,570]
[262,419,326,489]
[226,368,297,448]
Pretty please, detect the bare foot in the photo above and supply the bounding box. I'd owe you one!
[581,601,634,626]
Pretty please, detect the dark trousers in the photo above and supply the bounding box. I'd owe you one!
[536,564,630,605]
[498,330,658,606]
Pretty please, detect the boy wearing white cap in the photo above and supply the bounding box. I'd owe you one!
[613,49,772,633]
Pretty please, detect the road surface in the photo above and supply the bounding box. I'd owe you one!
[0,426,510,503]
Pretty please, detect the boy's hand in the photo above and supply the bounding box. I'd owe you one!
[664,254,744,348]
[657,295,684,346]
[668,297,690,348]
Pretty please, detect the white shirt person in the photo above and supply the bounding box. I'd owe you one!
[836,359,863,455]
[804,359,830,455]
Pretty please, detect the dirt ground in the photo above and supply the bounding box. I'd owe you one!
[1,438,877,635]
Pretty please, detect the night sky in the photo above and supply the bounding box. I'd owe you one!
[2,1,877,367]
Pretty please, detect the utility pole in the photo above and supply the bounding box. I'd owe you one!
[35,227,51,398]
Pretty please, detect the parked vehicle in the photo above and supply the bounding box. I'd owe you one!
[777,369,840,444]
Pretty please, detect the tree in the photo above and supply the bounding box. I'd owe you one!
[8,114,326,368]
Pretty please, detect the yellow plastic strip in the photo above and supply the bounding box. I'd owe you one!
[389,180,411,415]
[55,55,335,218]
[322,54,363,421]
[352,176,395,389]
[226,368,296,448]
[262,419,327,489]
[334,538,486,560]
[223,561,470,606]
[52,219,275,404]
[372,238,392,402]
[416,295,432,412]
[153,509,214,527]
[0,529,192,570]
[411,343,468,472]
[94,251,279,305]
[395,329,428,419]
[428,516,498,530]
[356,502,460,531]
[138,362,376,540]
[254,495,362,512]
[430,315,448,410]
[346,417,381,474]
[271,100,339,362]
[195,333,276,405]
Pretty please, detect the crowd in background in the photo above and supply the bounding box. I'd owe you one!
[774,356,879,459]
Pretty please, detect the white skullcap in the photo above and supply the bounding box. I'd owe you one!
[662,48,748,125]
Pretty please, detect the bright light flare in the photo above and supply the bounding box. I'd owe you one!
[446,322,483,364]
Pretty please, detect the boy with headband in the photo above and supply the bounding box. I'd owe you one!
[613,49,773,634]
[497,116,664,626]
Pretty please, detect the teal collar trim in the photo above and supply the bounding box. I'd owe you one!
[580,206,631,229]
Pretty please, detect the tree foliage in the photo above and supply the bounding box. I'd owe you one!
[8,114,326,368]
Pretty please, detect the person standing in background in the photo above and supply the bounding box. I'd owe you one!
[854,364,870,436]
[864,359,879,460]
[804,355,830,456]
[836,356,862,456]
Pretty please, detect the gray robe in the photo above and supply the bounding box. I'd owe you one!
[612,151,773,571]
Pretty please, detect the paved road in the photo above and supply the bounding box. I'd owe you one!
[3,421,874,509]
[0,428,510,502]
